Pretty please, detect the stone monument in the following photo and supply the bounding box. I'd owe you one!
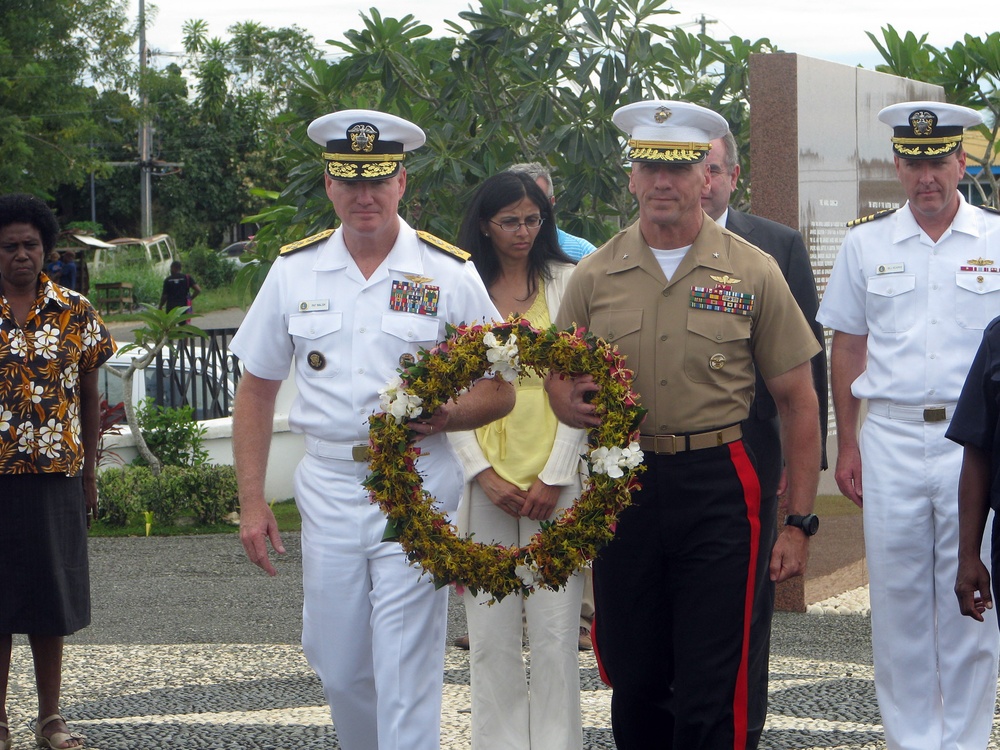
[747,53,944,611]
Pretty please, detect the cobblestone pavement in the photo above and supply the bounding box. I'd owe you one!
[4,534,999,749]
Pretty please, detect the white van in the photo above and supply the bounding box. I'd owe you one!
[92,234,177,277]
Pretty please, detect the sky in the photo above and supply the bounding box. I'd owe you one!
[128,0,981,71]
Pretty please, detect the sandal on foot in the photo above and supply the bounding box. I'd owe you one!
[1,720,11,750]
[33,714,85,749]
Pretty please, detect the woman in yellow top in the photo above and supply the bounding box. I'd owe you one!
[451,171,587,749]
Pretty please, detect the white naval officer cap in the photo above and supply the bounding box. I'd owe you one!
[307,109,426,181]
[612,100,730,164]
[877,101,983,159]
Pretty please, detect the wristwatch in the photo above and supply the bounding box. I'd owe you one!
[785,513,819,536]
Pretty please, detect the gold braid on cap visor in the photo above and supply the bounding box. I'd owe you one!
[323,151,405,179]
[891,134,963,157]
[626,139,711,162]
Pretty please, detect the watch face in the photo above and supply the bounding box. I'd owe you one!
[788,514,819,536]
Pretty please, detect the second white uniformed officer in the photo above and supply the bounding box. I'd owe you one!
[231,110,513,750]
[819,100,1000,750]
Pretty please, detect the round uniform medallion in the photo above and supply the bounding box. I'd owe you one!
[710,353,726,370]
[307,351,326,370]
[399,352,415,367]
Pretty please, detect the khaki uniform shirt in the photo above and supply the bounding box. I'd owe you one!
[556,217,820,434]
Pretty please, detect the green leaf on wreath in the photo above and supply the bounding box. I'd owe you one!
[382,518,402,542]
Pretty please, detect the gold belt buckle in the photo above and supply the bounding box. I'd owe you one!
[923,407,947,423]
[352,444,370,461]
[655,435,678,455]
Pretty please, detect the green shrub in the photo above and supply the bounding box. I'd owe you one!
[97,463,155,526]
[97,463,239,527]
[183,244,238,290]
[88,264,163,307]
[137,398,208,467]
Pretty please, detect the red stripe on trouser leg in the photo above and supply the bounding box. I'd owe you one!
[591,586,611,687]
[729,439,761,750]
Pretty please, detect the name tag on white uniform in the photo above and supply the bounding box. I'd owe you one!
[876,262,905,275]
[298,299,330,312]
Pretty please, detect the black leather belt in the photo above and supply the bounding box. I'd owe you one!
[639,424,743,455]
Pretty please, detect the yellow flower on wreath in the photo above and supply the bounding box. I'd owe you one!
[363,318,647,602]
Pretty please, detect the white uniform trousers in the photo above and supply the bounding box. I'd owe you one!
[462,481,584,749]
[861,413,999,750]
[295,451,450,750]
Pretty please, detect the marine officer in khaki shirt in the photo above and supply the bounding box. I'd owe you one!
[546,100,822,750]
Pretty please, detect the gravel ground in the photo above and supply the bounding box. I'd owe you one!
[3,534,998,749]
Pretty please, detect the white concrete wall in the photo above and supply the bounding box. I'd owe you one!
[100,378,304,501]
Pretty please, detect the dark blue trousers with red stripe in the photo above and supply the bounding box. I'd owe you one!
[593,440,760,750]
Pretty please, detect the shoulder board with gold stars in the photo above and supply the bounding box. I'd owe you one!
[279,229,335,256]
[416,230,470,262]
[974,204,1000,216]
[846,209,897,228]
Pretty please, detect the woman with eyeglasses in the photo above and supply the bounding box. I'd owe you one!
[450,170,587,749]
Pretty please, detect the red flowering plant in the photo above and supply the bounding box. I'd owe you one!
[363,319,646,602]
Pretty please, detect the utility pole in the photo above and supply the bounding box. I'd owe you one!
[138,0,152,237]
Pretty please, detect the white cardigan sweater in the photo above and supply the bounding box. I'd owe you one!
[447,262,588,531]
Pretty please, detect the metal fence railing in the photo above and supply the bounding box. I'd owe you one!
[152,328,242,420]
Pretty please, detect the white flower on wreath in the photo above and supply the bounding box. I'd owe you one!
[515,560,543,588]
[482,331,520,382]
[378,375,424,424]
[589,441,644,478]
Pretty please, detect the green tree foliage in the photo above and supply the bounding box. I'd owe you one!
[235,0,778,296]
[144,21,319,247]
[60,17,318,246]
[0,0,135,196]
[867,26,999,208]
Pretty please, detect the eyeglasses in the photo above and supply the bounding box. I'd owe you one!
[490,216,545,232]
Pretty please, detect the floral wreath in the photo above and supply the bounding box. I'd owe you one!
[363,319,646,601]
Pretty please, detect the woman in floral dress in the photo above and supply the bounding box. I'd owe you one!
[0,194,115,749]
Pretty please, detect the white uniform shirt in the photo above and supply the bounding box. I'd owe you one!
[231,218,501,508]
[817,195,1000,404]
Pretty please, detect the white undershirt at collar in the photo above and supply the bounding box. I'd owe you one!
[650,245,691,282]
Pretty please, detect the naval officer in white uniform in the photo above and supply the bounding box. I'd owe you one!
[819,100,1000,750]
[231,109,513,750]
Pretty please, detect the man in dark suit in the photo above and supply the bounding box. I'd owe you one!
[702,130,828,747]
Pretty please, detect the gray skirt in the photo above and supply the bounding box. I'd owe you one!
[0,474,91,635]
